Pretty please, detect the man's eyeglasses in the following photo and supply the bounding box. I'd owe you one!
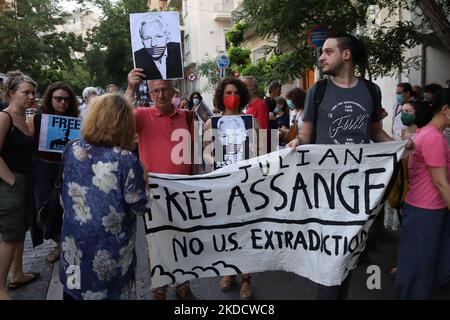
[53,96,70,103]
[149,88,171,95]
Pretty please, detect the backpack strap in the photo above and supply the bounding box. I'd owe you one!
[361,79,382,120]
[311,79,328,144]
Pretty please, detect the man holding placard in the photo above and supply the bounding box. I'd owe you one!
[125,68,196,300]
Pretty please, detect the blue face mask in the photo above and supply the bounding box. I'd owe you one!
[193,98,200,105]
[286,99,294,110]
[396,93,404,105]
[273,107,280,113]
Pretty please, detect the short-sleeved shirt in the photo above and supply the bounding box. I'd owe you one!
[405,125,450,209]
[246,98,269,130]
[133,105,192,174]
[303,79,382,144]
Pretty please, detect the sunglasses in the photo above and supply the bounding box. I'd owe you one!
[53,96,70,103]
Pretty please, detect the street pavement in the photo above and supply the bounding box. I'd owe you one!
[9,215,450,300]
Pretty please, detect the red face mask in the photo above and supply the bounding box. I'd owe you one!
[223,95,240,110]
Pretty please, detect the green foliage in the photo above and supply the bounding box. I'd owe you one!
[80,0,149,88]
[227,46,251,68]
[0,0,85,92]
[61,59,93,95]
[196,58,230,92]
[225,22,249,47]
[239,59,271,96]
[235,0,448,81]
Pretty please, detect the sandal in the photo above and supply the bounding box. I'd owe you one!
[152,288,167,300]
[220,275,236,290]
[47,247,61,263]
[7,272,40,290]
[240,276,252,300]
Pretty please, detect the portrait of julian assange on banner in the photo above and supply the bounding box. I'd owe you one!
[210,115,255,170]
[144,141,407,288]
[130,11,184,80]
[38,114,81,153]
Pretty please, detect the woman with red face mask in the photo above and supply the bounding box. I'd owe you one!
[203,78,258,300]
[203,78,252,168]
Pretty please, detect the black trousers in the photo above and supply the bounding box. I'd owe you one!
[314,273,352,300]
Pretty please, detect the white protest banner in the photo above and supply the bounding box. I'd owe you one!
[38,114,82,153]
[145,141,406,288]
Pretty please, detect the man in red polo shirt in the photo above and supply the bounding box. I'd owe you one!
[241,76,269,130]
[125,68,194,300]
[241,76,270,153]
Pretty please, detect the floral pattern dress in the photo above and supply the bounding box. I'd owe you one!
[59,139,149,300]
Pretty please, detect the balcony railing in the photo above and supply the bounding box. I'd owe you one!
[214,2,232,22]
[216,45,226,54]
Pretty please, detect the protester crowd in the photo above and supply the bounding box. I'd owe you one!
[0,33,450,301]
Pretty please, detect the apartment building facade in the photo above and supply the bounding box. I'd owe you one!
[230,1,449,133]
[166,0,234,106]
[368,5,450,133]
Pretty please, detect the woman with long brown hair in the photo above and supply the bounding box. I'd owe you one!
[28,81,79,262]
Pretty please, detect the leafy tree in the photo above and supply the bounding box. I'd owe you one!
[0,0,85,91]
[75,0,149,89]
[234,0,449,81]
[196,58,230,92]
[61,58,93,95]
[227,46,251,68]
[415,0,450,51]
[225,22,249,47]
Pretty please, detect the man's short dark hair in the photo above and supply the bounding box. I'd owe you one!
[398,82,415,97]
[424,83,443,95]
[431,88,450,116]
[326,33,368,72]
[268,81,281,93]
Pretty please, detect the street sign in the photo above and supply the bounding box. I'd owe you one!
[307,25,331,49]
[188,73,197,81]
[216,54,230,69]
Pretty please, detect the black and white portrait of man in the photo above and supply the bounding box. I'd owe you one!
[130,12,183,80]
[211,115,254,169]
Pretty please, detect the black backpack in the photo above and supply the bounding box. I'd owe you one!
[311,78,381,143]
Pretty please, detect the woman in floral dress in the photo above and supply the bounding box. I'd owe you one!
[59,94,149,300]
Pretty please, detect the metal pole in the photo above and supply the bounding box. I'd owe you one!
[316,47,323,80]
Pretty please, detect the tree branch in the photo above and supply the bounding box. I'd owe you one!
[416,0,450,50]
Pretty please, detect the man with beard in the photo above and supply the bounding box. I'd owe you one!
[287,34,394,299]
